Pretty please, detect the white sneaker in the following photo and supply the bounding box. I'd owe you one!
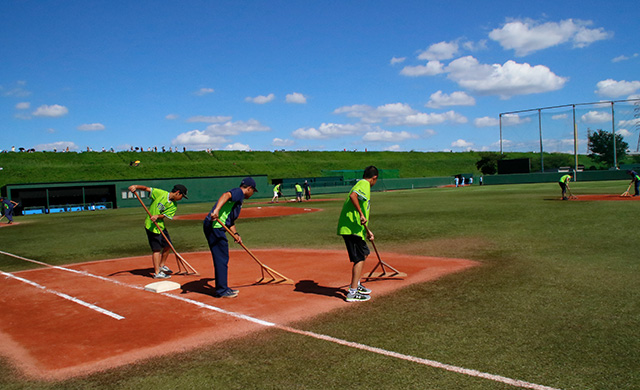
[154,271,171,279]
[346,291,370,302]
[160,265,172,274]
[357,283,372,295]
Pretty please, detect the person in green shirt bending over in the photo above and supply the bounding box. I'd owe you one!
[337,166,378,302]
[128,184,188,279]
[559,174,572,200]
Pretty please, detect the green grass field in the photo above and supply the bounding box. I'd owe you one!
[1,181,639,389]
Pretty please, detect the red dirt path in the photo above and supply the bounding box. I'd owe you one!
[175,205,322,220]
[569,194,640,201]
[0,249,478,381]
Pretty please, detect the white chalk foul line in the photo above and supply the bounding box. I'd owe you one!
[0,270,124,320]
[0,250,558,389]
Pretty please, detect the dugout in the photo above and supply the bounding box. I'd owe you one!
[1,175,269,215]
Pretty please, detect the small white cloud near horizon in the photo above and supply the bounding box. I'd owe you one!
[390,56,406,65]
[451,139,474,149]
[292,123,373,140]
[474,116,499,127]
[32,104,68,117]
[172,119,270,149]
[426,90,476,108]
[400,60,445,77]
[581,110,612,124]
[224,142,251,151]
[194,87,215,96]
[77,123,106,131]
[245,93,275,104]
[489,18,613,56]
[286,92,307,104]
[617,129,633,138]
[612,53,638,63]
[595,79,640,98]
[418,41,459,61]
[15,102,30,109]
[166,114,179,120]
[33,141,78,151]
[362,130,418,142]
[335,103,467,126]
[384,144,402,151]
[272,138,295,147]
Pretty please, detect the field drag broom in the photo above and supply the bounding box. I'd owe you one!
[132,191,199,275]
[567,187,578,200]
[215,218,294,285]
[363,225,407,279]
[621,183,632,197]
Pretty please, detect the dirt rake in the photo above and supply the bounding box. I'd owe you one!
[132,191,199,275]
[363,225,407,279]
[621,183,633,197]
[215,218,294,285]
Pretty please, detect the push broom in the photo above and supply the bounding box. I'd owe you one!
[621,183,632,197]
[363,225,407,279]
[132,191,199,275]
[215,217,293,285]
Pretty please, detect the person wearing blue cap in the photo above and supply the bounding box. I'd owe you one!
[203,177,258,298]
[628,170,640,196]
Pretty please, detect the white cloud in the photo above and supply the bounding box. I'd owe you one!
[77,123,105,131]
[15,102,30,109]
[224,142,251,151]
[595,79,640,98]
[362,130,418,142]
[446,56,567,99]
[474,116,499,127]
[489,18,612,56]
[194,87,215,96]
[32,104,69,117]
[552,114,569,120]
[292,123,372,140]
[186,115,232,123]
[390,56,406,65]
[400,60,445,76]
[334,103,467,126]
[424,129,436,137]
[245,93,275,104]
[171,119,270,149]
[612,53,638,63]
[617,129,633,137]
[619,118,640,128]
[426,90,475,108]
[501,113,532,126]
[165,114,179,120]
[384,144,402,151]
[418,41,459,61]
[451,139,474,149]
[286,92,307,104]
[272,138,295,147]
[33,141,78,151]
[581,110,612,123]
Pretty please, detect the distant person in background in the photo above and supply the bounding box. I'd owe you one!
[0,197,19,224]
[628,170,640,196]
[454,176,459,187]
[271,183,281,203]
[303,180,311,201]
[559,174,572,200]
[295,183,303,202]
[128,184,188,279]
[479,176,483,185]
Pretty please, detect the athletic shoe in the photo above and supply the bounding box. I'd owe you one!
[153,271,171,279]
[346,292,371,302]
[160,265,173,274]
[219,289,239,298]
[357,283,372,295]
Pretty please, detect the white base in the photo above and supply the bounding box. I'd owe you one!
[144,280,181,293]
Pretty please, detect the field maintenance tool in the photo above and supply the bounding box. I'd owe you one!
[215,217,294,285]
[363,225,407,279]
[567,187,578,200]
[621,183,632,197]
[132,191,199,275]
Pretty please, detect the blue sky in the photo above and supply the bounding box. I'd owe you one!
[1,0,639,153]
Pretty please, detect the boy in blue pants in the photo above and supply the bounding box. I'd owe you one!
[203,177,258,298]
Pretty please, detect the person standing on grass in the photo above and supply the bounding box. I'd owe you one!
[128,184,188,279]
[203,177,258,298]
[559,173,572,200]
[0,196,18,224]
[303,180,311,201]
[337,166,378,302]
[628,170,640,196]
[271,182,281,203]
[295,182,303,202]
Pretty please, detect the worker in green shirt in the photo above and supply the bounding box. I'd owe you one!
[628,170,640,196]
[295,183,303,202]
[559,174,572,200]
[337,166,378,302]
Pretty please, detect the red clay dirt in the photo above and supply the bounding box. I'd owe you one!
[568,194,640,201]
[0,249,478,381]
[175,205,322,220]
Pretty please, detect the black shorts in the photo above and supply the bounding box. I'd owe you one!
[146,228,172,252]
[342,235,370,263]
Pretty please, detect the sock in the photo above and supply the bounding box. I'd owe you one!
[349,288,357,295]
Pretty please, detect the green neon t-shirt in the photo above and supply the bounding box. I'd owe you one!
[145,188,177,234]
[337,179,371,239]
[559,174,572,183]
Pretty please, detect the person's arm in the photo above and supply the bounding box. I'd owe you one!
[128,184,151,193]
[349,191,367,226]
[210,192,232,221]
[10,200,18,207]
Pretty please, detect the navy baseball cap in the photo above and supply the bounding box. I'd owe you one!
[172,184,188,198]
[241,177,258,192]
